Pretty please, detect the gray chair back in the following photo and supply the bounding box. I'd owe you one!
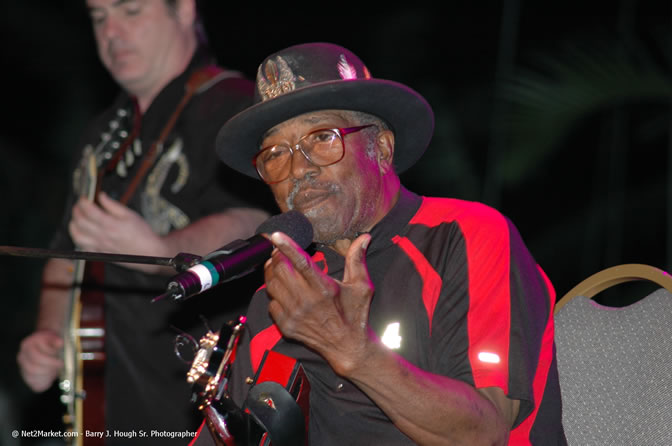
[555,286,672,445]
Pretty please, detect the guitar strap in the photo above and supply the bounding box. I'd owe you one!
[117,65,240,205]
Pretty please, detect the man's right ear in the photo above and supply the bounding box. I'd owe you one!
[376,130,395,173]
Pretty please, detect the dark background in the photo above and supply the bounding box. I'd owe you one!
[1,1,670,444]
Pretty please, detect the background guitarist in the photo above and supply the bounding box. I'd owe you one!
[16,0,273,442]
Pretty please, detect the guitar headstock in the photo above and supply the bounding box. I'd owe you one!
[72,107,134,200]
[187,317,246,409]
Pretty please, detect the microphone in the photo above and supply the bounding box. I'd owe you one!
[156,211,313,302]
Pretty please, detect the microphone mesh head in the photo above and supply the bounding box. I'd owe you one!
[255,211,314,249]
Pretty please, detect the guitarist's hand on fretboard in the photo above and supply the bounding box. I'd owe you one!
[69,192,173,274]
[17,330,64,392]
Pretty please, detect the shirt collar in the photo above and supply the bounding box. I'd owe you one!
[316,186,422,266]
[365,186,422,255]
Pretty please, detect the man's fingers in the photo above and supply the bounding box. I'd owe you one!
[264,249,296,295]
[270,232,314,272]
[71,199,106,238]
[68,220,98,251]
[74,193,128,227]
[74,196,104,221]
[343,233,372,284]
[23,352,63,371]
[18,358,61,393]
[44,335,64,352]
[268,231,327,291]
[97,192,128,217]
[17,334,64,386]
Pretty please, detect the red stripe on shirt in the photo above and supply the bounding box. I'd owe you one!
[391,235,443,334]
[250,324,282,373]
[410,197,511,391]
[509,266,556,444]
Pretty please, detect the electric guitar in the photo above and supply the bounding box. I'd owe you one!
[61,107,136,444]
[60,66,241,443]
[187,320,311,446]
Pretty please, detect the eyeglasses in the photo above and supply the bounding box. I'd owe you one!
[252,124,375,184]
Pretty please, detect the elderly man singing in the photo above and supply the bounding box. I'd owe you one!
[193,42,566,446]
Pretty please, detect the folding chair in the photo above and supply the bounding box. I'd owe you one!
[554,264,672,445]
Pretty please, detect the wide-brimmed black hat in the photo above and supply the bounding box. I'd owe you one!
[216,42,434,179]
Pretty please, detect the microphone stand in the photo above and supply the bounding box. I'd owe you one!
[0,245,202,273]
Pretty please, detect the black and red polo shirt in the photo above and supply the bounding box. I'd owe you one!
[221,187,565,445]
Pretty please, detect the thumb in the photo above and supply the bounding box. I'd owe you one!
[97,192,127,216]
[343,233,371,284]
[48,334,64,350]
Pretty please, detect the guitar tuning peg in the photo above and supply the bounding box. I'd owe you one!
[125,150,134,166]
[116,161,127,177]
[117,108,128,117]
[109,120,119,130]
[101,132,111,141]
[119,130,128,138]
